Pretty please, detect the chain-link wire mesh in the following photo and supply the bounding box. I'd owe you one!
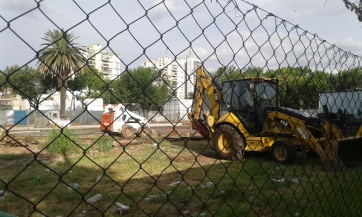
[1,0,362,216]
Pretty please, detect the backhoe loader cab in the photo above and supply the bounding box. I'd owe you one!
[188,66,362,170]
[220,78,278,134]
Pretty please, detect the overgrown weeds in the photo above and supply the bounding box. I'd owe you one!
[93,136,113,152]
[45,128,80,154]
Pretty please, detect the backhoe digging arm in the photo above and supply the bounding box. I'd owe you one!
[188,66,222,138]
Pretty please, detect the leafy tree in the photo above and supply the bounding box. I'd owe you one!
[37,29,85,119]
[268,67,306,108]
[329,68,362,91]
[111,67,172,116]
[213,65,242,84]
[41,73,58,92]
[298,71,331,109]
[68,66,106,99]
[185,92,195,99]
[0,68,10,91]
[0,66,45,107]
[201,64,362,111]
[342,0,362,21]
[213,66,265,85]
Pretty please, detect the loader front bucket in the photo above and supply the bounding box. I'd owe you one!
[315,119,362,170]
[320,137,362,171]
[336,137,362,167]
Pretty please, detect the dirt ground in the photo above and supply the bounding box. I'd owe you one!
[0,135,42,154]
[0,128,214,166]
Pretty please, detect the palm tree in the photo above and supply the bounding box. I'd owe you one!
[342,0,362,21]
[38,29,85,119]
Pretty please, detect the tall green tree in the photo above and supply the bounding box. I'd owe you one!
[213,65,264,85]
[111,67,172,116]
[213,65,242,84]
[268,67,305,108]
[342,0,362,21]
[298,71,332,109]
[329,68,362,91]
[37,29,85,119]
[68,66,106,99]
[40,74,58,92]
[0,66,45,107]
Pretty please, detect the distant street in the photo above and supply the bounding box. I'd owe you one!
[5,123,195,138]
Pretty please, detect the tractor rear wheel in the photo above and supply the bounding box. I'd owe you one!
[213,125,245,160]
[271,139,296,164]
[121,125,136,139]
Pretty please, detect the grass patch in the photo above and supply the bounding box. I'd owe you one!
[1,138,362,216]
[93,136,114,152]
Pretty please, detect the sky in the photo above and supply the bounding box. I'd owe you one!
[1,0,361,73]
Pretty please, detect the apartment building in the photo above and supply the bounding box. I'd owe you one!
[141,52,201,99]
[84,44,121,80]
[184,55,202,98]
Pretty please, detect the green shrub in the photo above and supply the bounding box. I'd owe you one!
[46,128,80,154]
[94,136,113,152]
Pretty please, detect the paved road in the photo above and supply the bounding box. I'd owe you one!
[4,123,194,138]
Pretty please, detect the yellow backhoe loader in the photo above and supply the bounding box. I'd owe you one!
[188,66,362,170]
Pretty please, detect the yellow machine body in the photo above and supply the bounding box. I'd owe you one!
[188,66,362,170]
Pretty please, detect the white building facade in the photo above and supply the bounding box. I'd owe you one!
[84,44,121,80]
[184,54,202,98]
[141,52,201,99]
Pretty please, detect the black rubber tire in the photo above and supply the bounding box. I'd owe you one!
[270,139,297,164]
[121,125,136,139]
[213,125,245,160]
[137,126,150,137]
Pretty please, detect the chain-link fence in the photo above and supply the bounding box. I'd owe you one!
[1,0,362,216]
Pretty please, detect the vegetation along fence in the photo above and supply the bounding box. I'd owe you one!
[1,0,362,216]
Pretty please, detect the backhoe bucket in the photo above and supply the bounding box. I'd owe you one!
[336,137,362,167]
[313,119,362,171]
[321,137,362,171]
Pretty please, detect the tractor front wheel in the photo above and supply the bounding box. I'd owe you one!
[213,125,245,160]
[121,125,136,139]
[270,139,296,164]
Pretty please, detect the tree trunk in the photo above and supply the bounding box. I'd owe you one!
[58,77,68,119]
[141,104,148,119]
